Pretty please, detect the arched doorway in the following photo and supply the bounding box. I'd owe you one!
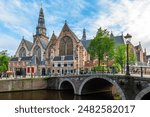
[42,68,46,76]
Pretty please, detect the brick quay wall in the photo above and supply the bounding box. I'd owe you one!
[0,78,48,92]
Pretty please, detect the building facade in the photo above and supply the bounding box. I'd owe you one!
[9,7,148,77]
[9,7,90,77]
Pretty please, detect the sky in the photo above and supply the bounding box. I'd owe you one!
[0,0,150,56]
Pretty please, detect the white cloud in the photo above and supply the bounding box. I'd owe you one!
[0,34,19,56]
[94,0,150,54]
[1,0,150,56]
[1,0,42,35]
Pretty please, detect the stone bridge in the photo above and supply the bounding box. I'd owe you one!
[46,74,150,100]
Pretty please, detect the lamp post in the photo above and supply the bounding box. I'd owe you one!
[106,55,108,74]
[124,33,132,76]
[140,62,143,78]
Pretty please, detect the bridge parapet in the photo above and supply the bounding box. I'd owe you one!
[47,74,150,100]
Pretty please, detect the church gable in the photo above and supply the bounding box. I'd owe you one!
[15,38,31,57]
[24,39,33,51]
[45,32,58,59]
[47,32,57,49]
[58,21,80,43]
[31,37,47,51]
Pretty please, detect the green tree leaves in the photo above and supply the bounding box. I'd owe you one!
[114,44,136,73]
[114,44,126,73]
[0,50,10,73]
[88,27,115,66]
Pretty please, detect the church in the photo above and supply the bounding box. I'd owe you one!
[9,7,90,77]
[9,6,148,77]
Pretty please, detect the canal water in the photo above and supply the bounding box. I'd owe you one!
[0,90,114,100]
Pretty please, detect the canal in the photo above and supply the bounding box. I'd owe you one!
[0,90,114,100]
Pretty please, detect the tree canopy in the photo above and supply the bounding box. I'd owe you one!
[0,50,10,73]
[88,27,115,66]
[114,44,136,73]
[114,44,126,73]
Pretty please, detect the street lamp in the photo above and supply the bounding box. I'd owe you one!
[140,62,143,78]
[124,33,132,76]
[106,55,108,74]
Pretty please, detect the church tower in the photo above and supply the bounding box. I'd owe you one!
[36,7,46,36]
[33,5,48,43]
[82,28,86,40]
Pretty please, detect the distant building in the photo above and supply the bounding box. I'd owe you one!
[113,34,148,66]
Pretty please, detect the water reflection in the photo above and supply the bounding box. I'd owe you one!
[0,90,114,100]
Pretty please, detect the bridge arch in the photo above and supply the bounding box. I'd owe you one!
[135,86,150,100]
[78,76,126,100]
[58,79,76,94]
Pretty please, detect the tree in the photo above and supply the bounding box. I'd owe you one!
[128,46,137,65]
[114,44,136,73]
[0,50,10,75]
[88,27,115,66]
[114,44,126,73]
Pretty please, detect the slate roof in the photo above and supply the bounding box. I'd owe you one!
[114,35,126,45]
[53,56,61,61]
[10,56,44,65]
[23,39,33,51]
[10,56,32,61]
[21,56,32,61]
[135,45,139,50]
[39,38,48,49]
[81,40,91,50]
[53,55,74,61]
[10,57,18,61]
[80,35,126,50]
[65,55,73,60]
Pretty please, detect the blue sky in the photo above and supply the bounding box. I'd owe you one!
[1,0,150,55]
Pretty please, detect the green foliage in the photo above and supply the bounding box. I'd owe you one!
[114,44,126,73]
[0,50,10,73]
[88,27,115,66]
[114,44,137,73]
[128,46,137,64]
[92,64,107,72]
[112,63,121,73]
[113,93,122,100]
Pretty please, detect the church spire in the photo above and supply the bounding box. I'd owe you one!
[82,28,86,40]
[36,5,46,36]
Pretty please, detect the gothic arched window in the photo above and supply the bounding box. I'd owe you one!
[33,45,41,61]
[19,47,26,57]
[59,36,73,56]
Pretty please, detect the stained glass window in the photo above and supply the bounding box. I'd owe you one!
[59,36,73,55]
